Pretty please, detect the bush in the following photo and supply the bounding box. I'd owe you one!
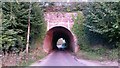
[72,11,90,51]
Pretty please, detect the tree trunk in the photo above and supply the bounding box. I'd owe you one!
[26,2,31,54]
[26,20,30,54]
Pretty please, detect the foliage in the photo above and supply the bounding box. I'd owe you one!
[0,2,2,50]
[62,3,89,12]
[83,2,120,48]
[2,2,46,53]
[72,11,89,50]
[72,3,119,60]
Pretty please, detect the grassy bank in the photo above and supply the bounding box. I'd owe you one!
[77,48,118,61]
[18,48,47,66]
[2,47,47,66]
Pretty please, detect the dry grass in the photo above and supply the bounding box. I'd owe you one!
[2,47,47,66]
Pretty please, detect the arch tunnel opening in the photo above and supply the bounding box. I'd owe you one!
[43,26,77,53]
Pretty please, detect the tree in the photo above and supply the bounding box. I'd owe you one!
[0,2,2,51]
[2,2,46,54]
[83,2,120,48]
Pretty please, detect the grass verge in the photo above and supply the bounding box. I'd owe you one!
[18,48,47,66]
[77,48,118,61]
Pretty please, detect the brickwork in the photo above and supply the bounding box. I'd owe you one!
[44,12,77,30]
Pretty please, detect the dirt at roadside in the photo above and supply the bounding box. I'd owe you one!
[75,50,118,66]
[0,55,2,68]
[1,47,46,66]
[84,59,118,66]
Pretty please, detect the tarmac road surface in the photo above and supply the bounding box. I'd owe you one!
[31,51,101,66]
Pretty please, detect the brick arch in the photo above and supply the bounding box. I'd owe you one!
[43,26,77,53]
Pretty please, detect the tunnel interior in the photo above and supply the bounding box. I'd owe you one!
[43,26,75,53]
[52,30,71,50]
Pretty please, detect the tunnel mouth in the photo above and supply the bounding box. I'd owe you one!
[52,30,71,51]
[43,26,75,53]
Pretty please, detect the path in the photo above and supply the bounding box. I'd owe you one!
[31,51,101,66]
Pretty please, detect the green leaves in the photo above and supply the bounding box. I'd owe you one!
[83,2,120,47]
[2,2,46,53]
[72,12,88,47]
[72,2,120,49]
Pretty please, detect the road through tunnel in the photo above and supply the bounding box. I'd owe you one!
[43,26,77,53]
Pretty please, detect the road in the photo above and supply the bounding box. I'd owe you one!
[31,51,101,66]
